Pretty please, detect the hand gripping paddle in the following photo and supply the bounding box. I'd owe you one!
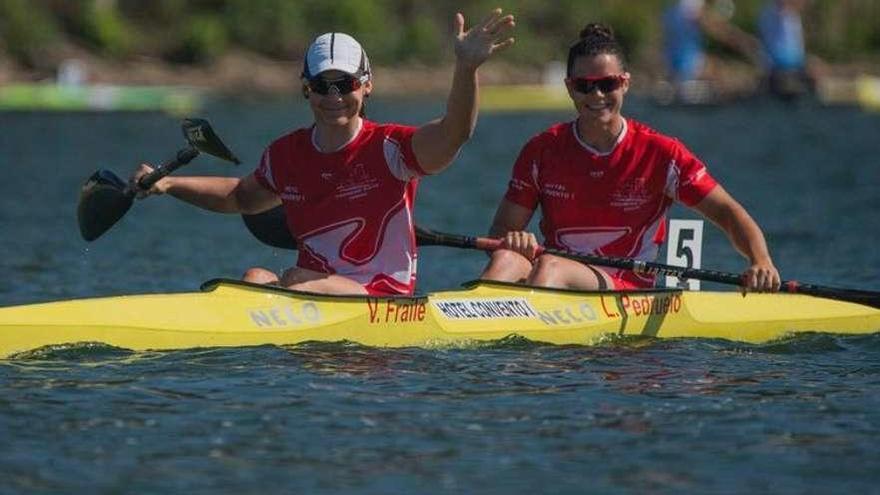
[77,118,240,241]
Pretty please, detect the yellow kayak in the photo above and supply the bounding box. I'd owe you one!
[1,279,879,357]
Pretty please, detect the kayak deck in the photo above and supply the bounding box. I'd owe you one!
[1,279,879,357]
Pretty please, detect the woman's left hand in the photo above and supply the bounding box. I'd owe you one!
[453,8,515,70]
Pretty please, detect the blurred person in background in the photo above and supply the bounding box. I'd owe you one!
[758,0,824,98]
[660,0,761,103]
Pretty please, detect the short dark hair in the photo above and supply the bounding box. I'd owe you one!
[566,23,627,77]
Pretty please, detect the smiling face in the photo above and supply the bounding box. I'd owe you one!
[305,70,372,127]
[565,53,629,131]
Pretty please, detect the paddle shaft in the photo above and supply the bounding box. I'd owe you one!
[416,228,743,283]
[133,147,199,194]
[415,227,880,309]
[237,212,880,308]
[78,119,242,242]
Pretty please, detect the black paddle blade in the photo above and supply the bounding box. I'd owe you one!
[182,118,241,164]
[77,169,134,241]
[242,206,297,249]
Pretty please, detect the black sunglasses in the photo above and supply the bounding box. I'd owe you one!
[567,75,627,94]
[306,76,364,96]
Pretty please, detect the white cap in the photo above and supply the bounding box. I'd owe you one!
[302,32,371,80]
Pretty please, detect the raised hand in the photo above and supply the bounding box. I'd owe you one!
[453,8,515,71]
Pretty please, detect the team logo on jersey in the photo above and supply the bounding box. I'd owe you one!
[281,185,304,201]
[542,183,573,200]
[336,163,379,200]
[509,177,533,192]
[299,207,415,285]
[610,178,650,211]
[590,170,604,178]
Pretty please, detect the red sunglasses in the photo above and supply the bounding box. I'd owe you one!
[567,74,628,94]
[306,75,365,96]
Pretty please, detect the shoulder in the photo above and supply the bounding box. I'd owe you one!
[522,122,571,150]
[626,119,691,156]
[540,122,571,141]
[370,121,418,141]
[265,127,310,153]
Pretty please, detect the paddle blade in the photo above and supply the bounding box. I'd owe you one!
[242,206,297,249]
[77,170,134,241]
[182,118,241,164]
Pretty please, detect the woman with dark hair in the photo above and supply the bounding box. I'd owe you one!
[481,23,780,292]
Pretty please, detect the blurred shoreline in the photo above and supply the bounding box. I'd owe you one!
[3,1,879,102]
[1,43,878,107]
[0,44,565,96]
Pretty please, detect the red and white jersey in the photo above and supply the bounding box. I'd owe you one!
[253,119,426,295]
[504,118,718,288]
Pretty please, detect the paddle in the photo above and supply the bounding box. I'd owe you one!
[415,227,880,309]
[78,118,241,241]
[242,204,298,249]
[241,208,880,309]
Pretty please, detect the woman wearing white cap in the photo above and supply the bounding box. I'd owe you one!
[130,9,515,295]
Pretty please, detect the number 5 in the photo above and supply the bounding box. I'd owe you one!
[665,219,703,290]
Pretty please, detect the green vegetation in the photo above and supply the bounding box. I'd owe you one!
[1,0,878,69]
[0,0,60,68]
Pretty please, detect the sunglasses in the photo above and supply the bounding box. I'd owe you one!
[567,74,627,94]
[306,75,365,96]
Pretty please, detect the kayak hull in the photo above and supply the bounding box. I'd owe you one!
[1,279,878,357]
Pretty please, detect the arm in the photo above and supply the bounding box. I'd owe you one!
[131,165,280,214]
[489,199,533,237]
[699,9,763,66]
[691,185,780,291]
[411,9,515,173]
[489,199,541,260]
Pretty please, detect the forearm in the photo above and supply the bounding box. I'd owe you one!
[488,223,506,238]
[693,186,773,266]
[165,176,242,213]
[489,214,519,238]
[412,9,514,173]
[442,62,480,146]
[489,199,534,238]
[717,205,773,265]
[412,63,479,173]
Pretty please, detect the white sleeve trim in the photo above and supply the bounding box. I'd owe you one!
[260,148,277,191]
[383,136,419,182]
[665,159,680,202]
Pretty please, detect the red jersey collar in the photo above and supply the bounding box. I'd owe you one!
[311,118,365,153]
[571,118,628,156]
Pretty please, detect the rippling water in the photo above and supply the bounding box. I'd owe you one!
[1,94,880,493]
[3,336,880,493]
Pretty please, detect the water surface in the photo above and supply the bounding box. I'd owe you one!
[1,95,879,493]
